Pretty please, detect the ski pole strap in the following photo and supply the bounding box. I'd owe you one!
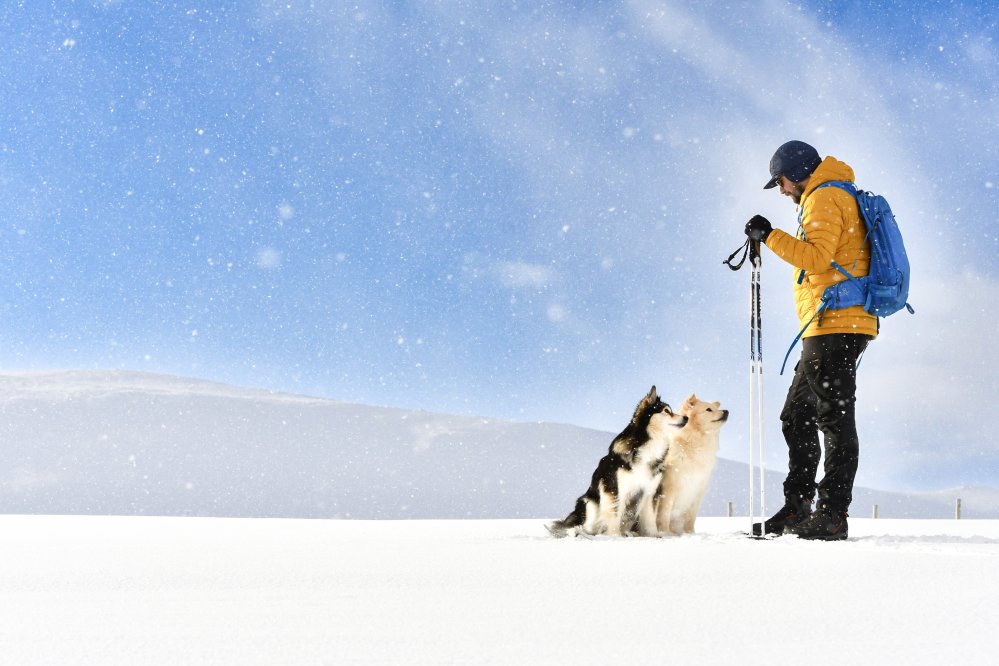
[723,239,751,271]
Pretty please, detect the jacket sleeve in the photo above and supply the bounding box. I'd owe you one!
[764,192,846,272]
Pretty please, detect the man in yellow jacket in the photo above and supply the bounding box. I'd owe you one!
[745,140,876,541]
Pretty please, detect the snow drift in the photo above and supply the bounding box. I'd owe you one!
[1,370,996,519]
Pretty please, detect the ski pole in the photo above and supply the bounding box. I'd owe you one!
[723,238,766,533]
[751,241,766,530]
[748,243,756,534]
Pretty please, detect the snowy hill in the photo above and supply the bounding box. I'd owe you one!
[1,370,996,519]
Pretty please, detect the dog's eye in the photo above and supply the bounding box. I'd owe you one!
[706,408,713,412]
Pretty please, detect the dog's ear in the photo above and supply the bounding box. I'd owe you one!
[686,394,697,406]
[632,385,659,422]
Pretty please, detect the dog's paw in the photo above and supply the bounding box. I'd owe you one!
[547,523,589,539]
[545,523,567,538]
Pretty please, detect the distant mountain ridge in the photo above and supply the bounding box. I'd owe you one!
[2,370,996,519]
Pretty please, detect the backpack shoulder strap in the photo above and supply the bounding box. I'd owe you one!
[817,180,856,193]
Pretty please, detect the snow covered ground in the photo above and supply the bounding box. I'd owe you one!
[2,515,997,665]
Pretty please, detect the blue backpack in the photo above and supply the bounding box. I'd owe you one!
[780,180,914,374]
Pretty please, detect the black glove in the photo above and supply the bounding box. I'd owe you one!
[745,215,772,242]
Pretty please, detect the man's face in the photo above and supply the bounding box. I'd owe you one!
[776,175,807,204]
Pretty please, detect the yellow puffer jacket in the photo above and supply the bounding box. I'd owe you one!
[764,156,878,338]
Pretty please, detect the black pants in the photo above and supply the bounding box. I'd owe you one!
[780,333,871,513]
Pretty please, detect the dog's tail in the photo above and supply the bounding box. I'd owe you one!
[546,497,586,538]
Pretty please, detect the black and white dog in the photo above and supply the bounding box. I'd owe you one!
[547,386,688,537]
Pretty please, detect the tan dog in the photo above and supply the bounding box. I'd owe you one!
[655,394,728,535]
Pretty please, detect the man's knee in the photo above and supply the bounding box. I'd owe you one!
[781,410,816,439]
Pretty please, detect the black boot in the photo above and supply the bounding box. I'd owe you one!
[785,503,848,541]
[751,498,812,536]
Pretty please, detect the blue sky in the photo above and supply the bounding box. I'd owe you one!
[1,1,997,491]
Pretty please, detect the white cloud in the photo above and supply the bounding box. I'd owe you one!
[546,303,568,323]
[494,261,555,290]
[256,247,282,270]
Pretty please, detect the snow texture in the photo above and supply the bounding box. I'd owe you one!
[1,515,997,665]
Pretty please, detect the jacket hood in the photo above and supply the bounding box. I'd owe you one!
[802,156,855,200]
